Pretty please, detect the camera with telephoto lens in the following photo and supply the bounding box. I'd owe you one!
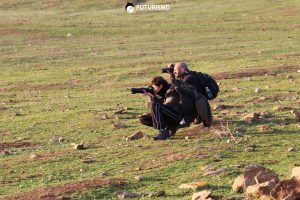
[130,86,154,94]
[161,64,175,73]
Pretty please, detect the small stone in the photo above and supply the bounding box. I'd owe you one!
[72,143,84,150]
[15,111,22,116]
[80,168,85,173]
[1,149,9,155]
[135,167,142,171]
[134,176,144,181]
[259,111,272,119]
[245,145,256,152]
[255,88,262,93]
[125,131,144,141]
[30,154,38,159]
[258,125,273,133]
[185,136,190,140]
[112,123,127,129]
[258,97,267,101]
[148,190,165,197]
[273,105,287,111]
[265,72,277,77]
[179,181,208,190]
[191,190,212,200]
[212,104,227,111]
[291,110,300,121]
[288,148,295,152]
[297,69,300,73]
[243,113,260,124]
[202,167,224,176]
[100,113,109,120]
[66,33,72,37]
[100,172,109,177]
[50,136,65,143]
[287,74,293,79]
[117,191,139,199]
[214,154,222,159]
[81,159,95,164]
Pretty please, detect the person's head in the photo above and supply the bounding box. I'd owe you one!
[174,62,189,78]
[151,76,168,93]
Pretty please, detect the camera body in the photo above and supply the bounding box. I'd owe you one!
[131,86,154,94]
[161,63,175,74]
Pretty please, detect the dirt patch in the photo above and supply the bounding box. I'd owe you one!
[0,28,37,35]
[0,88,8,93]
[16,83,71,92]
[213,69,268,80]
[245,95,283,104]
[2,178,126,200]
[213,65,299,80]
[0,141,39,150]
[163,152,186,162]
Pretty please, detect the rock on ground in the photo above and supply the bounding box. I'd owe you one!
[270,178,300,200]
[243,113,260,124]
[125,131,145,141]
[232,164,279,192]
[180,181,208,190]
[291,167,300,179]
[245,180,277,198]
[134,176,144,181]
[291,110,300,121]
[72,143,84,150]
[148,190,165,197]
[191,190,212,200]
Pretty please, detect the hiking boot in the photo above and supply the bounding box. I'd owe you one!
[153,130,170,140]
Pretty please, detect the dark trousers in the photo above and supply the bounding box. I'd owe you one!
[139,101,181,130]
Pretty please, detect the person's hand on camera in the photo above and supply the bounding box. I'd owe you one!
[142,90,154,103]
[142,90,154,98]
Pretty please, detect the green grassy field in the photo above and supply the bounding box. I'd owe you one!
[0,0,299,199]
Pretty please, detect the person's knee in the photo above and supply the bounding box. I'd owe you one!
[139,114,153,127]
[139,114,147,124]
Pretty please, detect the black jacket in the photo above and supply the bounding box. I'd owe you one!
[154,84,180,112]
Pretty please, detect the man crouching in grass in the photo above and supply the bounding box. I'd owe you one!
[139,76,182,140]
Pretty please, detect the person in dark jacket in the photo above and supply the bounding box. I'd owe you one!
[139,76,181,140]
[173,62,205,95]
[170,62,211,127]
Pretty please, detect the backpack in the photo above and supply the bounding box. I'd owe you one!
[190,71,219,100]
[174,81,212,127]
